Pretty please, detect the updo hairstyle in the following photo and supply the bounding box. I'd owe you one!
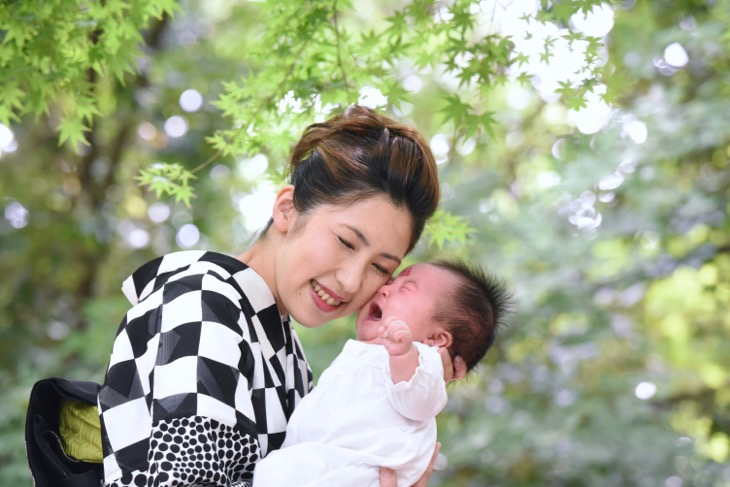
[286,105,440,252]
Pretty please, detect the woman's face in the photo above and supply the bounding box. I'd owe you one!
[275,194,413,328]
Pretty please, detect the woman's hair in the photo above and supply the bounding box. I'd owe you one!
[431,259,515,372]
[284,105,440,252]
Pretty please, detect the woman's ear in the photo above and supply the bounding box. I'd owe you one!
[272,185,297,233]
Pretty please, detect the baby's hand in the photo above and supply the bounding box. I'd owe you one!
[380,317,413,356]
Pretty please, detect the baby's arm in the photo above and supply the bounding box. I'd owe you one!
[380,318,420,384]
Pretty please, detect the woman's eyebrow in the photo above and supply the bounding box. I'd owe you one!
[343,224,401,264]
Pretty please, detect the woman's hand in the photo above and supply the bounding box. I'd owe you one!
[379,466,397,487]
[379,442,442,487]
[439,347,467,383]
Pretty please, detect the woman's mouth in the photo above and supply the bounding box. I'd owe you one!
[311,280,344,308]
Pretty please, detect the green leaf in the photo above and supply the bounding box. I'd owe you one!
[173,184,195,207]
[424,209,473,249]
[512,52,530,67]
[137,163,197,207]
[57,117,90,147]
[440,93,472,128]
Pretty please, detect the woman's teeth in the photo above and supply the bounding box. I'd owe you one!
[311,280,342,306]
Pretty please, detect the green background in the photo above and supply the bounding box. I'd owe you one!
[1,1,728,485]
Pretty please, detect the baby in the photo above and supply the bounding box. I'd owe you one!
[253,259,513,486]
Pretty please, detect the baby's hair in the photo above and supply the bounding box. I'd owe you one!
[281,105,439,252]
[430,259,514,372]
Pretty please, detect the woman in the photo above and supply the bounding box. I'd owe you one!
[70,105,457,487]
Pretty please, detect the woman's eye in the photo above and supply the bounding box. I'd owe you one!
[373,264,389,276]
[338,236,355,250]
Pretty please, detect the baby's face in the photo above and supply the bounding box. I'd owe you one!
[356,264,458,343]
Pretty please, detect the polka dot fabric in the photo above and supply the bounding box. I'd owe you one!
[107,417,256,487]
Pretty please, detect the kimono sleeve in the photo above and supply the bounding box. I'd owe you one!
[100,272,262,486]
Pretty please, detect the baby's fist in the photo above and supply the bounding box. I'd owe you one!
[380,317,413,356]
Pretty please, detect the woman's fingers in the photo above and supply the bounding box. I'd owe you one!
[411,442,441,486]
[380,467,398,487]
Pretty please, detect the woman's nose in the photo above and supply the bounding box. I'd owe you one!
[336,262,363,295]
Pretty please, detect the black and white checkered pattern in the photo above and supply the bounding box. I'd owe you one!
[98,251,311,486]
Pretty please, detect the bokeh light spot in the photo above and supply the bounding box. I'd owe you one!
[598,173,624,191]
[430,133,450,165]
[570,3,615,37]
[176,223,200,248]
[665,475,683,487]
[179,89,203,112]
[624,119,648,144]
[664,42,689,68]
[137,121,157,141]
[567,85,612,134]
[148,202,171,223]
[0,123,14,149]
[358,86,388,109]
[402,75,424,93]
[164,116,189,138]
[238,154,268,179]
[47,321,69,341]
[4,201,29,229]
[127,228,151,249]
[635,381,657,400]
[239,182,276,233]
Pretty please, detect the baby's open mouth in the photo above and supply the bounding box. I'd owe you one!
[367,302,383,321]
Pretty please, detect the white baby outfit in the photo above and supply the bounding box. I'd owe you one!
[253,339,447,487]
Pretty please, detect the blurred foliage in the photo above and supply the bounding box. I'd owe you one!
[1,0,729,486]
[0,0,178,146]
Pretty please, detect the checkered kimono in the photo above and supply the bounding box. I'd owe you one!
[98,251,311,487]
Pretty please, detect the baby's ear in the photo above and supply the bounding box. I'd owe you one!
[430,328,452,348]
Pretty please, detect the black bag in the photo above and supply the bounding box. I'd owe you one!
[25,377,104,487]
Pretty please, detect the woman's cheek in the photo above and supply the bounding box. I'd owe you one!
[362,275,387,302]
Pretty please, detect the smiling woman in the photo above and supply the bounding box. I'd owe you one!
[248,191,412,326]
[27,105,443,487]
